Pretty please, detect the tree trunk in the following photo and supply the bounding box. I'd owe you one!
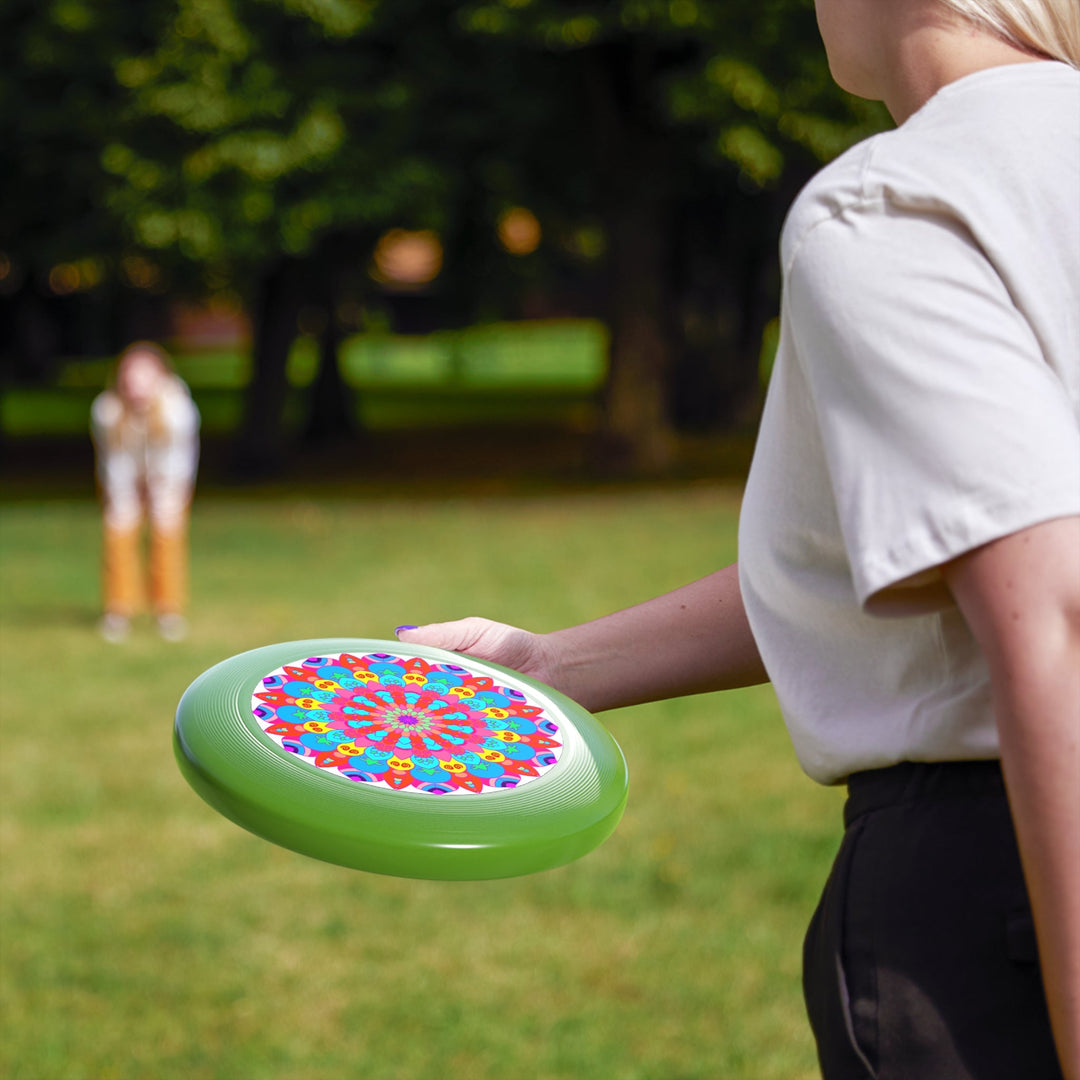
[231,257,304,479]
[602,188,675,471]
[668,174,803,433]
[586,42,677,475]
[302,303,355,447]
[3,279,60,384]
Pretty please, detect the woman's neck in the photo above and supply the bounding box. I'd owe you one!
[880,5,1048,124]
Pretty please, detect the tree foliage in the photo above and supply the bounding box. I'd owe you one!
[1,0,890,471]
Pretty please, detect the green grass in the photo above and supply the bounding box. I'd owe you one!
[0,487,842,1079]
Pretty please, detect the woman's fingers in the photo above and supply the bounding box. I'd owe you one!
[396,617,497,653]
[395,618,547,679]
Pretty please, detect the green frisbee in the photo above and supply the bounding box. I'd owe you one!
[174,639,628,880]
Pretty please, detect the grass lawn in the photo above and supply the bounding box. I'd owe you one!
[0,485,842,1080]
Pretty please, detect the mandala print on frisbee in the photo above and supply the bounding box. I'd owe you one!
[251,652,563,794]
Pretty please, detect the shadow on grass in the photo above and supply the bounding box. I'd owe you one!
[1,427,758,503]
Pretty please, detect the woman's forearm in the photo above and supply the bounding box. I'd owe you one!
[541,562,768,712]
[993,637,1080,1080]
[946,516,1080,1079]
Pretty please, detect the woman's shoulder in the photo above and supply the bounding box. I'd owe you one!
[91,389,124,430]
[782,62,1079,274]
[780,136,885,271]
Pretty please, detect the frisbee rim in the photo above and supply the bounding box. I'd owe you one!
[174,638,628,879]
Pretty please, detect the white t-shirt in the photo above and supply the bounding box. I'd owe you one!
[91,375,200,531]
[739,61,1080,785]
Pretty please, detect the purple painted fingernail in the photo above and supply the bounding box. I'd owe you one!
[395,625,418,635]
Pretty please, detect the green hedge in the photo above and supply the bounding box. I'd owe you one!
[2,320,609,436]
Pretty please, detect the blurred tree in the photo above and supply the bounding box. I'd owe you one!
[0,0,166,380]
[2,0,889,474]
[454,0,890,470]
[95,0,444,472]
[97,0,562,474]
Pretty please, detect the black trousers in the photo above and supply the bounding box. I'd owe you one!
[803,761,1063,1080]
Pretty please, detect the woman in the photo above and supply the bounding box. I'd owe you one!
[397,1,1079,1076]
[91,342,200,642]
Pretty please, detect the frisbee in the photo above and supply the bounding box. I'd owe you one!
[174,638,628,880]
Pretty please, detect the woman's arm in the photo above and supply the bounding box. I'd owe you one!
[398,562,768,713]
[944,515,1080,1080]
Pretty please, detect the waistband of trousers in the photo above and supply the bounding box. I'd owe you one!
[844,759,1005,829]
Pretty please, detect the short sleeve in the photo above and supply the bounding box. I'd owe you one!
[90,391,122,442]
[787,202,1080,613]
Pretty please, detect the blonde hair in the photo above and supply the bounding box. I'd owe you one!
[938,0,1080,66]
[111,341,179,444]
[116,340,174,379]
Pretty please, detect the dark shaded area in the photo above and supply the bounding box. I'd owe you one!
[1,0,890,480]
[0,425,757,503]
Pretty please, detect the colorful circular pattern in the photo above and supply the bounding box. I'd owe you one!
[251,651,563,795]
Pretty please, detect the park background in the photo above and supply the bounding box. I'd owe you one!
[1,2,891,1077]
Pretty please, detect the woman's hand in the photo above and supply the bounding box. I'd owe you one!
[395,563,767,713]
[396,618,562,687]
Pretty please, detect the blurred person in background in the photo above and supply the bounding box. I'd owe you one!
[91,342,200,643]
[398,0,1080,1077]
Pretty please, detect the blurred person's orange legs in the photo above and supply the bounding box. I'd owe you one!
[150,519,188,616]
[102,523,143,617]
